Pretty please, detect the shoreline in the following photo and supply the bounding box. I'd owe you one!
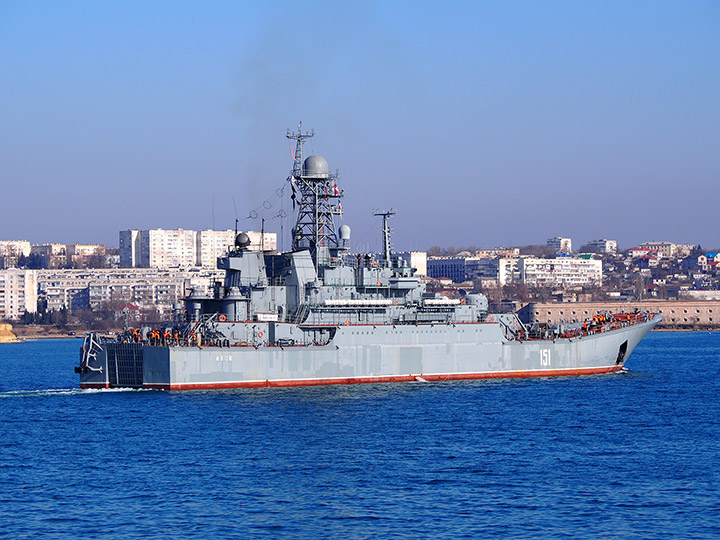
[16,334,82,340]
[10,326,120,341]
[652,327,717,332]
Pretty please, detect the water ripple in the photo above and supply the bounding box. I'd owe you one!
[0,334,719,539]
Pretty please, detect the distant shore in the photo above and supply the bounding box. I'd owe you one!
[11,326,119,341]
[652,327,717,332]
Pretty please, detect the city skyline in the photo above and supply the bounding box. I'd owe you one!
[1,2,718,251]
[1,230,713,257]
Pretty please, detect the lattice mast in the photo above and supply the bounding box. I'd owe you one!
[287,123,343,266]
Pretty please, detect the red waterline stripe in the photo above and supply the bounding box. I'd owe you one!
[79,382,110,389]
[145,365,623,391]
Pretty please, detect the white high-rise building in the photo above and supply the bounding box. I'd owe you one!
[547,237,573,254]
[242,231,277,253]
[119,230,142,267]
[196,230,236,268]
[586,239,617,254]
[119,229,278,268]
[141,229,197,268]
[0,269,38,319]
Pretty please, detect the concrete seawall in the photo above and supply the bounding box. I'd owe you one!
[518,300,720,330]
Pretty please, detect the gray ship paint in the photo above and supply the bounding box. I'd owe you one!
[77,126,660,390]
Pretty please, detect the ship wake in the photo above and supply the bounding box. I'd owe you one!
[0,387,148,398]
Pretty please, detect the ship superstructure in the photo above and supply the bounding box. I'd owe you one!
[76,126,660,390]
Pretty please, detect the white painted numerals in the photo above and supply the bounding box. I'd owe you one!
[215,354,232,362]
[540,349,551,367]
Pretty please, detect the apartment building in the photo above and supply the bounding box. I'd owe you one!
[519,257,602,287]
[31,243,68,268]
[427,257,520,285]
[119,230,142,267]
[640,241,677,258]
[120,229,277,268]
[37,268,224,314]
[141,229,197,268]
[547,237,572,254]
[0,269,38,319]
[474,248,520,259]
[586,239,617,254]
[427,257,469,282]
[0,240,32,269]
[196,230,236,268]
[0,240,31,258]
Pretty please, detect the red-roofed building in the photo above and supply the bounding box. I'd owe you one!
[628,247,661,259]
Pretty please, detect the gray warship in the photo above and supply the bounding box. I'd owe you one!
[76,125,660,390]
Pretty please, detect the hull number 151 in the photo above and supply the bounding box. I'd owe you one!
[540,349,551,366]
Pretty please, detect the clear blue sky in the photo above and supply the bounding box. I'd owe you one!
[1,1,718,252]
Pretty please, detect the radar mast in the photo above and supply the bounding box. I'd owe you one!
[287,123,343,266]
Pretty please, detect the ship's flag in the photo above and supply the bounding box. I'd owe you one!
[289,142,295,160]
[334,182,339,196]
[338,202,342,213]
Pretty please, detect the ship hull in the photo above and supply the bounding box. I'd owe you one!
[80,316,659,390]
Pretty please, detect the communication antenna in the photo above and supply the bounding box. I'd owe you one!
[286,121,314,178]
[232,198,239,248]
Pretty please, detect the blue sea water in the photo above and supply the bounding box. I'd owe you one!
[0,333,718,539]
